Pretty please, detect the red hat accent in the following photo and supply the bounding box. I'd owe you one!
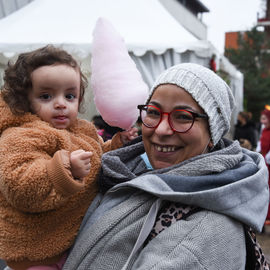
[261,109,270,121]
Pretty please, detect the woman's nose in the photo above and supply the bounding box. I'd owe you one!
[155,115,174,135]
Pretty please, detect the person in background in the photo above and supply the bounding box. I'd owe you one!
[247,111,260,145]
[63,63,269,269]
[0,45,136,270]
[257,108,270,225]
[209,54,217,72]
[92,114,123,141]
[234,111,257,150]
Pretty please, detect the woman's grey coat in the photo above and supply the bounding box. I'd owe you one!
[63,137,269,270]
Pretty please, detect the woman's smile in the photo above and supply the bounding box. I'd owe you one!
[154,144,178,153]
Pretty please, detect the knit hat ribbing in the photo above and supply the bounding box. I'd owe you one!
[148,63,235,146]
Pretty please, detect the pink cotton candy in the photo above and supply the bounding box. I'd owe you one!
[91,17,149,130]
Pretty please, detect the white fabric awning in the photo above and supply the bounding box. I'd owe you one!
[0,0,200,58]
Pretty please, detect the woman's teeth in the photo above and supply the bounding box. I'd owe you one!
[155,145,176,152]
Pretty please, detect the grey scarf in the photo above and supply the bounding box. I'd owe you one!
[98,136,244,193]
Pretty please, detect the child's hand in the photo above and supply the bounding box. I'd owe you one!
[120,127,138,145]
[70,150,92,180]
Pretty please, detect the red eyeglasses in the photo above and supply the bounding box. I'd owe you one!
[137,104,208,133]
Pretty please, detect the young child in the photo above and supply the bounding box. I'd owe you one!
[0,45,137,270]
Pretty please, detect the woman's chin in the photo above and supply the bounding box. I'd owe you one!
[152,160,175,170]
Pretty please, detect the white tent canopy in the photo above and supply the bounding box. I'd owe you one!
[0,0,243,128]
[0,0,201,58]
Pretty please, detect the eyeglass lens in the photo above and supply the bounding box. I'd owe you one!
[140,105,194,133]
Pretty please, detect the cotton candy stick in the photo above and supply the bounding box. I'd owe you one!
[91,17,149,130]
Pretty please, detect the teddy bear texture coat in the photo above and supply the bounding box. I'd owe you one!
[0,95,122,268]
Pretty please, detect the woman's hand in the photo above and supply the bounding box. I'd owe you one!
[70,150,92,180]
[119,127,138,144]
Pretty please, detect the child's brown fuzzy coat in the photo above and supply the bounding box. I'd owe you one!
[0,95,122,269]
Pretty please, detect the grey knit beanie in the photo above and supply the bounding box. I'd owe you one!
[148,63,235,146]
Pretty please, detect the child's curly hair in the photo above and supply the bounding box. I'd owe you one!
[2,45,88,114]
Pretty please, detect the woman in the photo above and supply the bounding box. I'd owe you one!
[63,63,269,269]
[258,109,270,224]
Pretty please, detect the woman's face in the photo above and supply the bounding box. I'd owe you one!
[142,84,211,169]
[260,114,270,128]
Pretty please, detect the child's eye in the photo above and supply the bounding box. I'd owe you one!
[66,94,76,100]
[40,93,51,100]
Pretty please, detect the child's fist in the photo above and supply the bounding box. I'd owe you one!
[70,150,92,180]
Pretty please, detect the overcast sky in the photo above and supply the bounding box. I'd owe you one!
[200,0,264,53]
